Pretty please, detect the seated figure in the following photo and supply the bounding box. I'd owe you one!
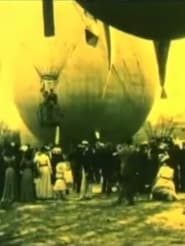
[151,152,178,201]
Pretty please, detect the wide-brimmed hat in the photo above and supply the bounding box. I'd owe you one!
[159,152,170,163]
[159,142,168,150]
[56,162,65,172]
[52,146,62,154]
[116,144,124,153]
[81,140,89,145]
[20,145,28,152]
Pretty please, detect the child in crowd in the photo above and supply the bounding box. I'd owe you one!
[53,162,67,200]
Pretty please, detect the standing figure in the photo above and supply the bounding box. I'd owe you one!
[63,160,73,194]
[179,142,185,191]
[101,142,115,195]
[53,162,67,200]
[0,148,6,198]
[79,141,94,200]
[51,146,63,184]
[1,152,18,205]
[69,144,83,194]
[34,147,53,199]
[48,89,58,104]
[20,149,36,202]
[116,140,139,205]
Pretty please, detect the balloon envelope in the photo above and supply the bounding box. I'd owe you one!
[10,2,158,148]
[76,0,185,39]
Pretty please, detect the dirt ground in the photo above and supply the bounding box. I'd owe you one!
[0,191,185,246]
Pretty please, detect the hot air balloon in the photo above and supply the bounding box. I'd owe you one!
[75,0,185,98]
[9,1,158,149]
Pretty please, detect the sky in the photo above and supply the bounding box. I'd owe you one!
[0,0,185,139]
[147,39,185,124]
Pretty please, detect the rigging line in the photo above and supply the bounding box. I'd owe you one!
[73,1,96,24]
[102,24,112,99]
[102,67,112,99]
[122,59,133,82]
[111,65,136,108]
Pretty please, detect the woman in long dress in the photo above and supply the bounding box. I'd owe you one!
[151,152,177,201]
[1,153,18,205]
[34,147,53,199]
[20,149,36,202]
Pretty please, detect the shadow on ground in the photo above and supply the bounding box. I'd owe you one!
[0,193,185,246]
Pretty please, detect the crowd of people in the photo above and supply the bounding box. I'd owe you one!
[0,135,185,208]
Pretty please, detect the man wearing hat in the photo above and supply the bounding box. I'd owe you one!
[79,140,94,200]
[116,139,139,205]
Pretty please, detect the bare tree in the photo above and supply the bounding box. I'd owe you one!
[144,116,176,142]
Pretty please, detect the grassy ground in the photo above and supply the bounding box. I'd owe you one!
[1,191,185,246]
